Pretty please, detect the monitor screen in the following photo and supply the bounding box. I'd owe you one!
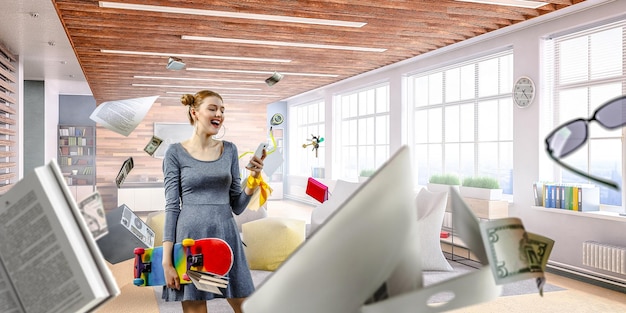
[242,146,416,313]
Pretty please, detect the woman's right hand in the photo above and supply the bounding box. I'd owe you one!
[164,264,180,290]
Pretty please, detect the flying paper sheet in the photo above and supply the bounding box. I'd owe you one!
[90,95,158,136]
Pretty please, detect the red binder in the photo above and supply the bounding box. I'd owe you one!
[306,177,329,203]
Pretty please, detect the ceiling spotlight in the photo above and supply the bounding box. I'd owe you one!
[265,71,283,87]
[166,56,186,70]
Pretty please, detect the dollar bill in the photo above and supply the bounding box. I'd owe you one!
[78,191,108,240]
[115,157,134,188]
[480,218,554,296]
[144,135,163,156]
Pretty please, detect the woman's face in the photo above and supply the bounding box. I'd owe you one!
[192,96,224,136]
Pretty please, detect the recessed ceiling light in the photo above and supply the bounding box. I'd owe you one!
[99,1,366,27]
[133,75,265,84]
[166,91,276,98]
[101,49,291,63]
[133,83,261,91]
[455,0,547,9]
[186,67,338,78]
[181,35,386,52]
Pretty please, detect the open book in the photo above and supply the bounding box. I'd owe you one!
[0,160,119,313]
[186,269,229,296]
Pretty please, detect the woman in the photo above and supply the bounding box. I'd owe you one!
[161,90,265,313]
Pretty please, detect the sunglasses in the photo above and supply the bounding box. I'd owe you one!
[545,94,626,190]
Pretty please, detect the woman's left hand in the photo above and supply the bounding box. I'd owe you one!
[246,149,266,178]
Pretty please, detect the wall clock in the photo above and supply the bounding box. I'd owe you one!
[271,113,284,126]
[513,76,536,108]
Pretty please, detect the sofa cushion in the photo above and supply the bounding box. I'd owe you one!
[242,217,306,271]
[309,180,361,235]
[415,187,453,271]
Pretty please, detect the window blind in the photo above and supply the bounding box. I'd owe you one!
[0,42,18,194]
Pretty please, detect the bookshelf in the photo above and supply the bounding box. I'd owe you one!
[58,125,96,199]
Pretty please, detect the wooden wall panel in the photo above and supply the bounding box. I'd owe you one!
[96,101,268,211]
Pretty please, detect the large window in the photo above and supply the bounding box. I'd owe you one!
[409,51,514,194]
[288,100,325,177]
[545,19,626,206]
[334,84,390,180]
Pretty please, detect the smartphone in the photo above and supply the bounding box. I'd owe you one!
[247,142,268,168]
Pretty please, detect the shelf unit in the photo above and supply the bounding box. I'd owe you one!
[441,197,509,267]
[58,125,96,197]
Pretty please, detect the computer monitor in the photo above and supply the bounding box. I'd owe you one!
[243,146,416,313]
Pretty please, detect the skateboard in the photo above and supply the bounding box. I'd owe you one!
[133,237,233,287]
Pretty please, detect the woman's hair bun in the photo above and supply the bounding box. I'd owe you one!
[181,94,194,106]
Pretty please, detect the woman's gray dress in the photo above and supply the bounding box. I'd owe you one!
[161,141,254,301]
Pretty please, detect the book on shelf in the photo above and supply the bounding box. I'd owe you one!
[533,182,599,212]
[0,160,119,313]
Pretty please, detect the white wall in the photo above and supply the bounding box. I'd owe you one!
[285,0,625,217]
[283,1,626,283]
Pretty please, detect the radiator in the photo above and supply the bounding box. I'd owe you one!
[582,241,626,275]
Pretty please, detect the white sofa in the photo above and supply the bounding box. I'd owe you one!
[308,180,453,272]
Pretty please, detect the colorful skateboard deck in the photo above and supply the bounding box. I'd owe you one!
[133,238,233,287]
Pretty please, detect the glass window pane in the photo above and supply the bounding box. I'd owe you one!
[558,89,588,124]
[558,36,589,84]
[445,106,460,142]
[375,145,389,169]
[445,143,460,174]
[460,64,475,100]
[499,54,513,94]
[478,100,498,142]
[358,92,367,116]
[590,28,622,80]
[589,84,622,138]
[428,143,443,174]
[428,108,442,142]
[460,143,474,178]
[415,144,429,185]
[376,86,389,113]
[478,58,499,97]
[499,142,513,194]
[415,111,428,143]
[460,103,475,142]
[590,139,622,205]
[445,68,460,102]
[428,73,443,105]
[499,98,513,141]
[376,115,388,145]
[477,142,499,178]
[414,77,429,107]
[348,120,357,145]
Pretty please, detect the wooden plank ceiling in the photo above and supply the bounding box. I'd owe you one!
[52,0,585,107]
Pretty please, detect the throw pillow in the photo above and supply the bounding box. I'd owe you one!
[415,188,453,271]
[242,217,306,271]
[309,180,361,235]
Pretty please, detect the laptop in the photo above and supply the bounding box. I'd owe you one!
[242,146,416,313]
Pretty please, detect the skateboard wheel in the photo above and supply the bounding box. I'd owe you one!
[134,247,145,254]
[182,238,195,247]
[133,278,145,286]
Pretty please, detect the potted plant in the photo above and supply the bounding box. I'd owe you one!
[427,173,461,193]
[358,169,376,182]
[460,176,502,200]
